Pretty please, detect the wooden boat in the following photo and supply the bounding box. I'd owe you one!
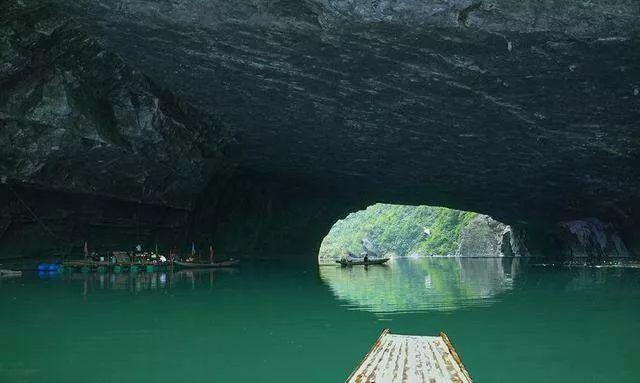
[336,257,390,266]
[346,329,472,383]
[173,259,240,269]
[0,269,22,278]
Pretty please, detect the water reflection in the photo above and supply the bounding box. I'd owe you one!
[319,257,522,313]
[34,269,237,293]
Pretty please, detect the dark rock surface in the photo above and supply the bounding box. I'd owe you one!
[559,218,631,258]
[1,3,232,207]
[1,1,639,257]
[0,184,190,258]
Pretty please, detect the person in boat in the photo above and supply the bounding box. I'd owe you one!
[91,252,103,263]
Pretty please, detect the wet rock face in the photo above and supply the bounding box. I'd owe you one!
[1,1,640,256]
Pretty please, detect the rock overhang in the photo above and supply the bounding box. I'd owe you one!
[1,0,640,256]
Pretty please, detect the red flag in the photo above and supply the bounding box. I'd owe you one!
[83,241,88,260]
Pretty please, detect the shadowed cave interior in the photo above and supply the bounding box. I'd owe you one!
[1,0,639,260]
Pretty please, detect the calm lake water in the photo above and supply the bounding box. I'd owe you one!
[1,257,639,382]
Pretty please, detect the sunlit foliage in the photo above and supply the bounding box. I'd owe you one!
[319,204,477,262]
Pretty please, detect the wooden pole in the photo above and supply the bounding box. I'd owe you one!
[440,332,473,382]
[345,329,389,383]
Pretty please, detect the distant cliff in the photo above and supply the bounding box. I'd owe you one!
[456,215,527,258]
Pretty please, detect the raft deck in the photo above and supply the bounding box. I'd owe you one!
[346,329,472,383]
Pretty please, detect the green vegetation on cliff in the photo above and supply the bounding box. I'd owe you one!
[319,204,477,262]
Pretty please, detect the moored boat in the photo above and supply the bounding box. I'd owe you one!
[0,269,22,277]
[173,259,240,268]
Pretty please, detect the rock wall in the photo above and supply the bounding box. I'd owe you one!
[559,218,631,259]
[456,215,526,257]
[0,3,233,208]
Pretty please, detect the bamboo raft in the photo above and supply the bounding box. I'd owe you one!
[346,329,472,383]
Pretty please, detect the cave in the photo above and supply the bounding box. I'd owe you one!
[1,0,639,260]
[3,2,640,382]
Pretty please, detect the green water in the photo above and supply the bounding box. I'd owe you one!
[1,257,639,382]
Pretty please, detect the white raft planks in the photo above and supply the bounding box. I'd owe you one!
[346,329,472,383]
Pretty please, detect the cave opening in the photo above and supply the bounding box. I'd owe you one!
[317,203,520,266]
[316,203,526,314]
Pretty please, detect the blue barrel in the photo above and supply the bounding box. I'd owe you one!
[37,263,48,272]
[47,264,60,271]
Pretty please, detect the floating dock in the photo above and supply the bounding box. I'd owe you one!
[346,329,472,383]
[60,260,169,273]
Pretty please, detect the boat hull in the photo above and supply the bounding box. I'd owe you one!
[173,259,240,268]
[336,258,390,266]
[0,269,22,277]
